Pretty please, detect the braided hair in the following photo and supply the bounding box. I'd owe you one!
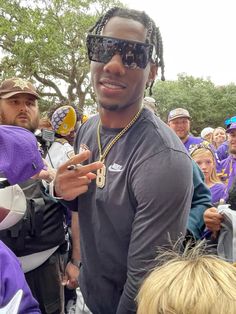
[88,7,165,95]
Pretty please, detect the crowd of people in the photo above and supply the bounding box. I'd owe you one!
[1,5,236,314]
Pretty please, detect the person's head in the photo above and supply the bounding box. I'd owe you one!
[190,143,220,184]
[167,108,191,142]
[200,127,214,143]
[226,123,236,156]
[86,7,164,112]
[50,105,77,145]
[38,117,52,130]
[137,243,236,314]
[143,96,157,114]
[212,127,227,148]
[0,78,40,132]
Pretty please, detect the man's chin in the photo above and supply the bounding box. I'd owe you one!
[100,103,119,111]
[99,101,134,112]
[178,134,188,141]
[14,121,36,133]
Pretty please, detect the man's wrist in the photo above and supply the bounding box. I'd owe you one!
[70,258,82,269]
[49,180,63,199]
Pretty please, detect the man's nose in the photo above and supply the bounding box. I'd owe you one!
[103,54,126,75]
[19,102,28,111]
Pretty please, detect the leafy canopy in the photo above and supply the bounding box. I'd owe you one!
[0,0,122,114]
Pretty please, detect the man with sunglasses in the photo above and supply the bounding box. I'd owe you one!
[53,7,193,314]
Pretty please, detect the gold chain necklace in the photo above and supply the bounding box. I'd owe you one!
[96,107,143,188]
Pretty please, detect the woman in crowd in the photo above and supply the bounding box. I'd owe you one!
[191,143,226,205]
[212,127,227,150]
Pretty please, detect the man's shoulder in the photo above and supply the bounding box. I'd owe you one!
[141,114,188,152]
[131,115,190,165]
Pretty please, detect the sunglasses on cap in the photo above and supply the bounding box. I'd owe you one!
[86,34,155,69]
[225,116,236,126]
[189,141,215,158]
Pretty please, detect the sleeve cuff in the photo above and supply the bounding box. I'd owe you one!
[49,180,63,200]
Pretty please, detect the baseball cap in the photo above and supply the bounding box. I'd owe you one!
[226,123,236,133]
[168,108,191,122]
[0,77,40,99]
[201,127,214,139]
[0,125,44,185]
[51,105,77,136]
[0,180,26,230]
[143,97,156,105]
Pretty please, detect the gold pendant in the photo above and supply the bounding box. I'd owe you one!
[96,164,106,188]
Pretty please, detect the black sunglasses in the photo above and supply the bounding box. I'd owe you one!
[86,34,155,69]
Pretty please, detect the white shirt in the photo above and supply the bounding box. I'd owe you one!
[45,140,74,169]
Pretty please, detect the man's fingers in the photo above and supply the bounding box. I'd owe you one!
[86,172,97,180]
[58,150,103,176]
[54,150,103,200]
[59,150,91,171]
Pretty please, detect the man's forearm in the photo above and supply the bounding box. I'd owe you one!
[71,211,81,261]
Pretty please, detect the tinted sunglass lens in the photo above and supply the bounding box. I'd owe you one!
[87,35,152,69]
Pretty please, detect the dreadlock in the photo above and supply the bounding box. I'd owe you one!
[88,7,165,96]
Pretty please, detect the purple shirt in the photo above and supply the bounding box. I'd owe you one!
[184,136,202,152]
[216,141,229,161]
[210,183,226,205]
[218,155,236,196]
[0,241,40,313]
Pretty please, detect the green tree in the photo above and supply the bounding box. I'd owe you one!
[0,0,122,114]
[152,74,236,135]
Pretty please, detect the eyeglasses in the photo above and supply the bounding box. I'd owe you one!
[86,34,155,69]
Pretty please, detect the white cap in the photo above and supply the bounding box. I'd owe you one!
[143,96,156,105]
[200,127,214,139]
[143,97,157,113]
[0,179,26,230]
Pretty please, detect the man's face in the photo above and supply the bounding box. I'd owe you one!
[228,130,236,155]
[90,16,157,112]
[168,117,190,141]
[0,94,39,132]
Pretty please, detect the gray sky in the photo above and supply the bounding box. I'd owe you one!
[123,0,236,85]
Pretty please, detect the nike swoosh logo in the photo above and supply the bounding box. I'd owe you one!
[108,164,123,172]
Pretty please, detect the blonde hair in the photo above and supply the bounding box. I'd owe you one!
[191,147,221,184]
[137,242,236,314]
[212,127,227,148]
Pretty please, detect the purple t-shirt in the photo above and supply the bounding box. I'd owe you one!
[210,182,226,205]
[184,136,203,152]
[0,241,40,313]
[216,141,229,161]
[218,155,236,196]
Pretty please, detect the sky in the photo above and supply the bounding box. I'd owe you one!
[123,0,236,85]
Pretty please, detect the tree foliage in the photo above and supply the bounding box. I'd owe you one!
[0,0,122,114]
[152,73,236,135]
[1,2,236,126]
